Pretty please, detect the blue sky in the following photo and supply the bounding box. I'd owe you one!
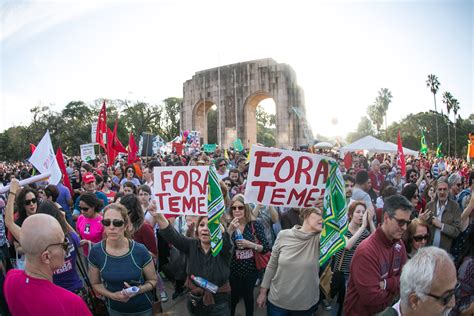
[1,0,472,139]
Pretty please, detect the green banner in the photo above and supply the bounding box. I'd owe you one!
[420,131,428,155]
[233,139,244,152]
[203,144,217,153]
[319,161,348,266]
[208,166,225,256]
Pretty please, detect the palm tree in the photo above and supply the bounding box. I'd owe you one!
[442,91,453,156]
[426,74,441,145]
[451,98,460,157]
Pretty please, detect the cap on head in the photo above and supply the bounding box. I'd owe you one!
[82,172,95,184]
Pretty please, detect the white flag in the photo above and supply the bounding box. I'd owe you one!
[28,131,62,185]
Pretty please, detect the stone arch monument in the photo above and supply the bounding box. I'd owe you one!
[181,58,313,149]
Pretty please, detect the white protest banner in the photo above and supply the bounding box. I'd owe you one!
[28,131,62,185]
[153,166,209,216]
[244,145,333,208]
[91,122,98,144]
[80,143,96,161]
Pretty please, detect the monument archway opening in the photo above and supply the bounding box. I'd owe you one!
[193,100,216,144]
[243,92,275,147]
[256,98,276,147]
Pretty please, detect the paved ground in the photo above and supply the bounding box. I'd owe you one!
[158,280,334,316]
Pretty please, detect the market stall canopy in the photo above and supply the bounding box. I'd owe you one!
[386,142,419,158]
[314,141,333,149]
[339,135,397,157]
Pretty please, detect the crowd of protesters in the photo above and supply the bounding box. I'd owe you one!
[0,147,472,316]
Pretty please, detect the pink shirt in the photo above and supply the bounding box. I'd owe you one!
[76,214,103,255]
[4,269,92,316]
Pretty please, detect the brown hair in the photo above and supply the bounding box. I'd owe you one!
[229,194,254,223]
[102,203,131,238]
[348,201,367,222]
[299,207,322,223]
[402,218,430,254]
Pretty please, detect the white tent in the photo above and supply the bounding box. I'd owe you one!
[340,135,396,157]
[386,142,419,158]
[314,141,333,149]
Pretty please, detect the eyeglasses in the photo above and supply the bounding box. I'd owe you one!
[219,164,226,167]
[101,219,125,227]
[127,170,134,173]
[231,205,245,211]
[24,198,37,205]
[43,238,69,253]
[424,283,460,306]
[390,216,411,228]
[455,183,462,187]
[413,234,429,242]
[79,207,90,212]
[139,192,150,196]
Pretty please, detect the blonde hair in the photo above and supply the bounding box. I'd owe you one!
[102,203,131,238]
[229,194,254,223]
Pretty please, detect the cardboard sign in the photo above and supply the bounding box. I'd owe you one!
[154,166,209,216]
[244,146,332,208]
[80,143,96,161]
[91,122,97,144]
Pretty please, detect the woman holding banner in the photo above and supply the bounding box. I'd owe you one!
[256,207,323,315]
[228,194,269,316]
[153,210,234,316]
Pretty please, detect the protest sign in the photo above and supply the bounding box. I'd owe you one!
[80,143,96,161]
[203,144,217,153]
[154,166,209,216]
[244,145,333,208]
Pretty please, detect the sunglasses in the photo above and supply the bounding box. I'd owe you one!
[425,283,460,306]
[390,216,411,228]
[43,238,69,252]
[24,198,37,205]
[101,219,125,227]
[219,164,226,167]
[413,234,429,242]
[79,207,90,212]
[231,205,245,211]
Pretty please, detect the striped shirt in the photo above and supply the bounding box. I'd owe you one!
[333,229,370,275]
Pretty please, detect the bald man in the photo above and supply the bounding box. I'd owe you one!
[4,214,91,315]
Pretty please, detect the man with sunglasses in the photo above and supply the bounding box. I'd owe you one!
[420,177,461,253]
[4,214,91,315]
[344,195,412,316]
[378,246,458,316]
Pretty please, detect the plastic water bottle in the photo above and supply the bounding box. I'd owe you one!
[190,275,218,294]
[235,228,244,249]
[122,286,140,296]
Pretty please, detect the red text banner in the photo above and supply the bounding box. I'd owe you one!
[244,146,332,208]
[153,166,209,216]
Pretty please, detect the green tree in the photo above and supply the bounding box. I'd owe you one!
[426,74,441,145]
[451,98,460,157]
[207,107,218,144]
[122,101,162,142]
[347,116,375,143]
[367,88,392,138]
[256,105,276,147]
[160,97,181,141]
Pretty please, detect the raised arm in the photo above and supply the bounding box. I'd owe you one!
[5,179,21,241]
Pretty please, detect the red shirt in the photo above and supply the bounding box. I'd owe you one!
[343,228,407,316]
[368,170,385,192]
[4,269,91,316]
[133,222,157,256]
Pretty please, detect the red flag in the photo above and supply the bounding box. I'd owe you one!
[111,121,127,153]
[127,133,139,164]
[29,143,36,154]
[343,152,353,170]
[397,130,406,177]
[55,148,73,197]
[96,101,107,150]
[106,127,118,167]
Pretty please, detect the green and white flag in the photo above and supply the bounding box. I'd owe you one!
[319,161,348,266]
[420,131,428,155]
[208,166,225,256]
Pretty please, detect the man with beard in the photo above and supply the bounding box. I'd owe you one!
[344,175,355,204]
